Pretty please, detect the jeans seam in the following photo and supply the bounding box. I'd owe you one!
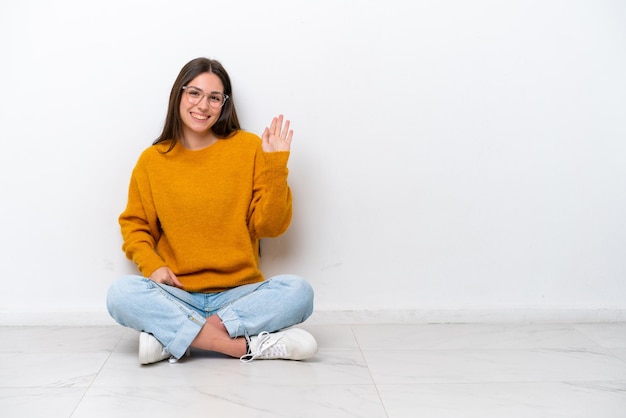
[147,279,204,324]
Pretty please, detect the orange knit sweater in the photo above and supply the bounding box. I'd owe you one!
[119,130,292,293]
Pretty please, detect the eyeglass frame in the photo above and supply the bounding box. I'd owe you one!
[181,86,230,108]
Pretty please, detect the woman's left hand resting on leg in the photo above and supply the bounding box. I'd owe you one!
[150,266,184,289]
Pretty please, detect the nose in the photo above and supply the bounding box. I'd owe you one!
[196,95,210,110]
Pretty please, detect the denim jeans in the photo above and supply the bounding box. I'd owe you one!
[106,274,314,359]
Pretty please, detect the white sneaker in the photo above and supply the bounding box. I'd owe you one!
[138,332,171,365]
[240,328,317,362]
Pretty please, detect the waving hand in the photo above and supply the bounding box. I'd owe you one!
[262,114,293,152]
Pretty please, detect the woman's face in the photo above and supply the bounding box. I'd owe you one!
[179,72,225,136]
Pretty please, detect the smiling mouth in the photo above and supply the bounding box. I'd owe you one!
[191,112,209,121]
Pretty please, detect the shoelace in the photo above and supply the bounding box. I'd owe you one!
[240,331,285,363]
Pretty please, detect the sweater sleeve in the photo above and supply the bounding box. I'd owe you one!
[247,150,293,239]
[118,161,167,277]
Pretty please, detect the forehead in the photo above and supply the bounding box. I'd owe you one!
[187,72,224,92]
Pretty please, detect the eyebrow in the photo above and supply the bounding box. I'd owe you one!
[187,85,224,95]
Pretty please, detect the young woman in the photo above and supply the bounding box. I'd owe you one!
[107,57,316,365]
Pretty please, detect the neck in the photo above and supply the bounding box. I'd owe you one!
[181,130,218,150]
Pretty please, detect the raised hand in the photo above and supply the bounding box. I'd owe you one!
[262,114,293,152]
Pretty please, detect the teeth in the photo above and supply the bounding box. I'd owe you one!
[191,113,208,120]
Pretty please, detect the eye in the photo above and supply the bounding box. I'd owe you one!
[209,94,223,103]
[187,89,202,97]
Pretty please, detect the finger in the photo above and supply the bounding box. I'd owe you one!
[277,115,288,136]
[169,271,184,289]
[262,127,270,143]
[281,119,291,140]
[269,116,279,135]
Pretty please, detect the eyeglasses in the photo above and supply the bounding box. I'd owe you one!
[182,86,229,108]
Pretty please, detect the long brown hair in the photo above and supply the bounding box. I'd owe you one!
[153,58,241,152]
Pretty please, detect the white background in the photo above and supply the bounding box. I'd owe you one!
[1,0,625,324]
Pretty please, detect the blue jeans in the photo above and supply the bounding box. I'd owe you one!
[106,274,314,359]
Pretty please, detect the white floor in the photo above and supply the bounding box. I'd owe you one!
[1,322,625,417]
